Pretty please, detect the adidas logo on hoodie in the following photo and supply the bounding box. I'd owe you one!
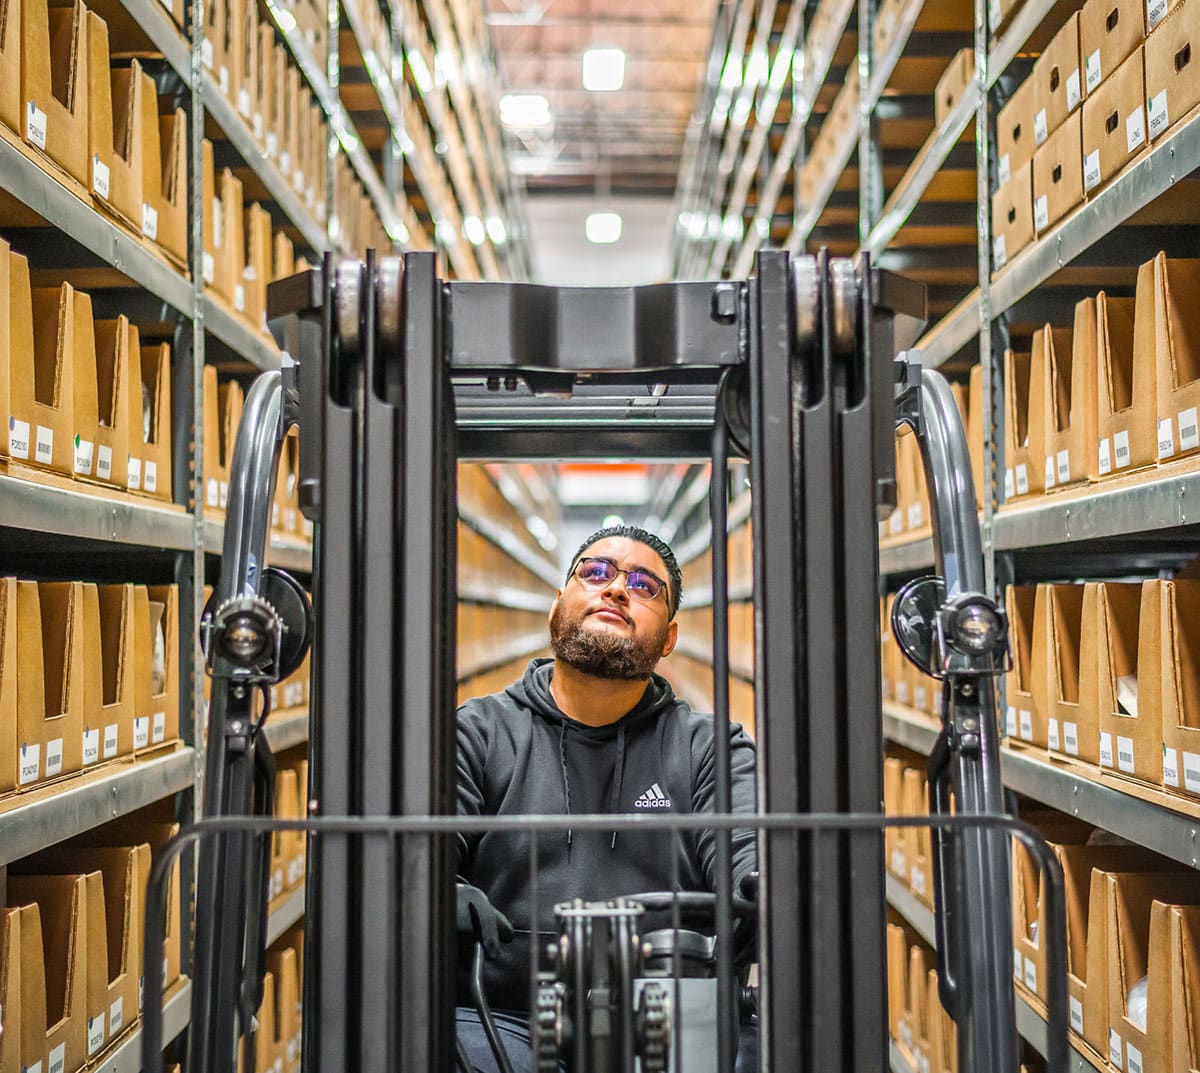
[634,783,671,809]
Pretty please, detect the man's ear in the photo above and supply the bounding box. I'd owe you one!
[660,619,679,658]
[548,589,563,628]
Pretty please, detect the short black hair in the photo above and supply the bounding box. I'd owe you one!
[567,525,683,619]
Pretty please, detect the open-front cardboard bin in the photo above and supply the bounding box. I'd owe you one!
[1044,296,1098,487]
[1097,290,1152,477]
[1149,577,1200,799]
[80,317,133,489]
[268,943,301,1073]
[201,140,219,291]
[1142,254,1200,463]
[1033,583,1085,755]
[885,757,908,881]
[203,369,243,516]
[1005,585,1039,744]
[234,0,258,129]
[1145,0,1200,143]
[0,580,16,795]
[85,16,141,228]
[243,203,272,332]
[138,90,187,268]
[0,906,27,1073]
[901,766,932,906]
[270,766,299,903]
[132,339,172,502]
[1147,900,1200,1073]
[253,23,272,150]
[899,943,931,1064]
[1114,578,1169,788]
[1004,346,1045,500]
[1077,581,1141,766]
[927,965,956,1073]
[88,584,134,763]
[0,0,20,136]
[1033,326,1078,491]
[221,169,246,315]
[21,0,90,186]
[139,584,179,749]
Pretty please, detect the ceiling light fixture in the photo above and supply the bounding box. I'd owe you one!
[585,211,622,244]
[582,47,625,91]
[499,93,552,128]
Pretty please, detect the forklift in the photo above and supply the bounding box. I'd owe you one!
[141,250,1070,1073]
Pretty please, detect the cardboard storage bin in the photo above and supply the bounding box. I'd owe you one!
[217,0,243,103]
[1140,254,1200,462]
[1042,296,1097,486]
[0,0,20,136]
[885,757,909,881]
[1033,326,1078,490]
[1082,46,1147,194]
[997,76,1037,184]
[1003,344,1046,498]
[86,19,142,228]
[129,339,171,502]
[8,872,90,1073]
[20,0,90,185]
[234,0,258,128]
[203,368,243,516]
[1148,576,1200,798]
[1037,584,1086,755]
[267,944,301,1073]
[1082,0,1146,94]
[201,140,219,291]
[1033,12,1085,147]
[901,766,932,905]
[0,580,19,795]
[131,584,179,750]
[1096,290,1153,476]
[992,161,1035,271]
[80,318,134,489]
[1145,0,1200,142]
[270,766,299,901]
[253,23,272,149]
[1077,581,1141,766]
[221,170,247,315]
[934,48,974,128]
[1033,110,1084,236]
[90,584,135,763]
[968,363,985,508]
[1006,585,1039,743]
[1146,901,1200,1073]
[139,93,187,268]
[899,943,931,1063]
[242,203,272,331]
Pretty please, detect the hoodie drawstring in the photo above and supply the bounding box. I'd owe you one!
[558,721,573,849]
[610,723,626,850]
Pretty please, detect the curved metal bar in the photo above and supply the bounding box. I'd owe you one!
[471,944,517,1073]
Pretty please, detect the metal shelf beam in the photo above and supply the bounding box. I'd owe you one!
[122,0,191,79]
[203,298,282,372]
[886,874,937,945]
[261,708,310,753]
[92,978,192,1073]
[203,518,313,573]
[879,535,935,575]
[882,702,942,755]
[266,885,306,946]
[457,580,553,612]
[457,630,548,680]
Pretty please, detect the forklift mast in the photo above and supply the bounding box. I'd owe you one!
[147,250,1070,1073]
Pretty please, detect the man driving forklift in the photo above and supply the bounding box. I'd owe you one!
[455,524,759,1072]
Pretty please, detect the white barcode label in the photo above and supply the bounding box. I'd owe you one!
[911,866,926,895]
[293,168,305,191]
[8,416,30,459]
[220,480,229,508]
[907,503,922,528]
[1149,89,1170,139]
[28,1060,43,1073]
[153,711,167,743]
[74,435,94,475]
[202,37,214,69]
[1048,718,1060,750]
[103,723,119,759]
[1067,69,1081,110]
[1015,463,1029,495]
[999,152,1011,185]
[993,233,1008,269]
[1034,108,1048,145]
[1064,722,1079,755]
[18,742,40,786]
[1126,107,1146,153]
[889,511,903,534]
[1100,731,1115,768]
[1179,407,1199,451]
[238,88,251,118]
[143,459,157,493]
[1070,995,1084,1034]
[254,113,264,139]
[1128,1042,1143,1073]
[1007,706,1018,737]
[1160,416,1176,459]
[88,1012,105,1054]
[96,444,112,480]
[92,155,111,198]
[26,101,47,149]
[897,681,909,703]
[1005,468,1015,499]
[82,728,101,766]
[1086,50,1102,93]
[207,477,220,507]
[1148,0,1168,28]
[219,66,230,94]
[1045,454,1057,488]
[143,203,159,240]
[48,1042,64,1073]
[45,737,62,777]
[1024,956,1038,992]
[1164,745,1180,786]
[267,131,278,157]
[892,847,907,875]
[35,425,53,464]
[1099,436,1112,474]
[914,685,927,710]
[1019,709,1033,741]
[1117,735,1135,773]
[203,252,215,284]
[1110,1028,1124,1069]
[234,283,245,312]
[280,150,292,174]
[1184,751,1200,793]
[1034,194,1049,231]
[1057,449,1071,483]
[1114,430,1131,467]
[1084,149,1102,190]
[1014,947,1023,978]
[134,716,150,749]
[110,995,124,1034]
[127,456,142,489]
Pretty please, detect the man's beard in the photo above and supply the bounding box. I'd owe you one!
[549,603,668,680]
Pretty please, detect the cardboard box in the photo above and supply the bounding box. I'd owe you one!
[234,0,258,128]
[989,0,1025,35]
[131,339,172,502]
[243,203,272,331]
[899,943,931,1062]
[267,43,286,161]
[0,580,18,796]
[967,363,986,508]
[222,170,247,315]
[1026,584,1055,749]
[86,20,142,229]
[997,77,1037,185]
[202,140,219,292]
[992,161,1035,271]
[9,873,90,1073]
[1076,581,1140,766]
[202,367,242,515]
[201,0,224,80]
[79,316,133,489]
[280,66,300,183]
[1033,325,1077,490]
[1034,13,1086,149]
[1147,900,1200,1073]
[17,275,78,476]
[140,585,179,749]
[253,23,272,149]
[1003,343,1046,498]
[219,0,243,104]
[1040,584,1087,755]
[252,970,278,1072]
[1096,290,1153,475]
[1145,0,1200,142]
[1151,577,1200,798]
[0,0,20,136]
[934,48,975,128]
[1082,0,1146,95]
[1142,255,1200,462]
[1081,46,1147,194]
[21,0,90,185]
[140,99,187,267]
[902,767,932,906]
[1005,585,1038,743]
[927,965,956,1073]
[273,231,295,282]
[887,922,908,1042]
[1032,109,1084,236]
[268,943,301,1072]
[270,766,299,901]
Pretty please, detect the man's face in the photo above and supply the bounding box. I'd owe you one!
[549,536,679,680]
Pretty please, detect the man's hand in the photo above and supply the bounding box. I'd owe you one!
[456,882,514,962]
[734,871,759,968]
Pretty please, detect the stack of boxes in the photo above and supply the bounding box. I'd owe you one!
[887,914,958,1073]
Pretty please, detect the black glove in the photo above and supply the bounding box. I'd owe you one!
[733,871,759,968]
[456,882,514,962]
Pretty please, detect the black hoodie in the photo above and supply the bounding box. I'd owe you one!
[456,657,757,1011]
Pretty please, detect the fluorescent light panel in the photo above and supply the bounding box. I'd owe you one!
[582,47,625,91]
[500,93,552,128]
[585,212,622,244]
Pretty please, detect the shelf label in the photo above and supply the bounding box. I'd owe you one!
[73,435,94,476]
[1128,1042,1144,1073]
[891,846,907,875]
[48,1042,64,1073]
[143,459,157,494]
[993,233,1007,269]
[234,283,245,312]
[28,1060,43,1073]
[1005,467,1015,500]
[889,510,904,534]
[1057,449,1071,484]
[1070,995,1084,1034]
[127,455,142,490]
[1015,463,1029,496]
[238,87,251,118]
[1149,89,1170,139]
[1126,106,1146,154]
[96,444,112,481]
[1048,718,1060,751]
[110,995,124,1035]
[914,685,927,711]
[1164,745,1180,787]
[1100,731,1115,768]
[202,37,214,69]
[1064,722,1079,755]
[1014,947,1022,978]
[18,742,40,785]
[35,425,53,465]
[267,131,278,158]
[293,168,305,192]
[1179,407,1199,451]
[907,503,922,529]
[219,65,230,95]
[1034,194,1049,232]
[1114,430,1131,468]
[1183,751,1200,793]
[1006,706,1018,737]
[1117,735,1135,773]
[220,479,229,508]
[1110,1028,1124,1069]
[1034,108,1048,146]
[87,1012,105,1055]
[203,252,215,284]
[1019,709,1033,741]
[1044,454,1057,489]
[1086,50,1103,93]
[897,680,910,704]
[280,150,292,175]
[1160,416,1176,459]
[142,202,159,241]
[26,101,47,150]
[911,866,926,895]
[1023,956,1038,993]
[134,716,150,749]
[207,477,219,507]
[9,416,30,460]
[92,155,111,199]
[1099,436,1112,474]
[1148,0,1168,28]
[45,737,62,778]
[1067,69,1082,111]
[103,723,118,759]
[998,152,1011,185]
[82,727,100,766]
[153,711,166,743]
[253,112,264,140]
[1084,149,1102,191]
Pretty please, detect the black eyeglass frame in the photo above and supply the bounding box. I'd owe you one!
[569,556,670,603]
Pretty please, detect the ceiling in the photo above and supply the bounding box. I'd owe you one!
[484,0,719,196]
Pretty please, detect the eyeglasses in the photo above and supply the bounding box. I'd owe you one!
[572,557,668,603]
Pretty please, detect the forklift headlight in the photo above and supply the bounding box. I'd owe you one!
[212,596,278,669]
[948,600,1004,655]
